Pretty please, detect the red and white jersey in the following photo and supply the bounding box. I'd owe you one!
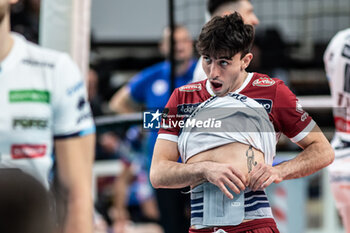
[158,72,315,143]
[324,28,350,140]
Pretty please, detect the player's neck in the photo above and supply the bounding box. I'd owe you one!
[238,71,249,87]
[0,16,13,62]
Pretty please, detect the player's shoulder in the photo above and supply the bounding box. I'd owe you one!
[140,61,168,77]
[13,33,71,69]
[332,28,350,43]
[250,72,285,88]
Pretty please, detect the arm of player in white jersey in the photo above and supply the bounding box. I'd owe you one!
[55,133,95,233]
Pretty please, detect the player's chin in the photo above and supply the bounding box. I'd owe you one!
[214,90,226,97]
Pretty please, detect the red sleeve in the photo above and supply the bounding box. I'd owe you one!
[158,88,182,137]
[273,82,313,139]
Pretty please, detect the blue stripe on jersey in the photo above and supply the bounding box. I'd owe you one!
[191,205,203,211]
[191,197,203,205]
[54,126,96,139]
[245,202,270,212]
[245,196,268,205]
[79,126,96,136]
[191,212,203,218]
[245,190,265,198]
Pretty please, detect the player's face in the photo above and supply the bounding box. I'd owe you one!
[237,0,259,26]
[202,52,252,97]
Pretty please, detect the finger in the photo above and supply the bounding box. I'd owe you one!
[260,176,276,189]
[224,177,242,195]
[248,165,266,189]
[249,163,262,176]
[251,172,270,191]
[226,172,246,191]
[229,166,247,186]
[217,181,234,199]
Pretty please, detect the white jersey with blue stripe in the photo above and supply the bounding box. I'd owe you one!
[0,33,95,188]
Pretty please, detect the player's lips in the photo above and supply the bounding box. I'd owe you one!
[210,80,223,91]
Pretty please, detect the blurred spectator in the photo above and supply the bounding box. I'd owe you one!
[93,126,161,233]
[88,68,104,117]
[112,127,160,233]
[109,25,196,233]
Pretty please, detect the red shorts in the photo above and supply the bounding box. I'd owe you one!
[189,218,279,233]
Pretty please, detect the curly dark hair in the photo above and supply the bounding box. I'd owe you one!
[196,12,254,59]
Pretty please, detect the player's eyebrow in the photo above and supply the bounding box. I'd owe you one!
[218,56,232,60]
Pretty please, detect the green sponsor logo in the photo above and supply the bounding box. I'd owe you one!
[9,90,50,103]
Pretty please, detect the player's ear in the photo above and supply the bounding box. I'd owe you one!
[241,53,253,70]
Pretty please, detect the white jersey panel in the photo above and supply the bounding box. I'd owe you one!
[324,28,350,140]
[178,93,276,165]
[0,33,95,187]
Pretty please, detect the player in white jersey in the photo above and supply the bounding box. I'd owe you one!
[0,1,95,233]
[192,0,259,82]
[324,28,350,232]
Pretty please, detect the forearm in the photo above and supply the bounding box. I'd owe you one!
[55,134,95,233]
[64,189,93,233]
[275,140,334,180]
[109,86,139,113]
[150,160,208,189]
[114,167,132,212]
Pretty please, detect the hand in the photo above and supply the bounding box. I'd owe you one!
[248,163,283,191]
[111,207,130,233]
[203,162,247,199]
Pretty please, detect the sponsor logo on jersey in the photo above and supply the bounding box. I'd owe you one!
[342,44,350,59]
[252,77,275,87]
[228,93,248,102]
[253,99,273,113]
[177,103,201,116]
[11,144,46,159]
[77,96,87,110]
[296,100,304,114]
[13,118,48,130]
[22,59,55,68]
[9,90,50,103]
[179,84,202,92]
[301,112,309,122]
[67,81,84,96]
[77,112,92,124]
